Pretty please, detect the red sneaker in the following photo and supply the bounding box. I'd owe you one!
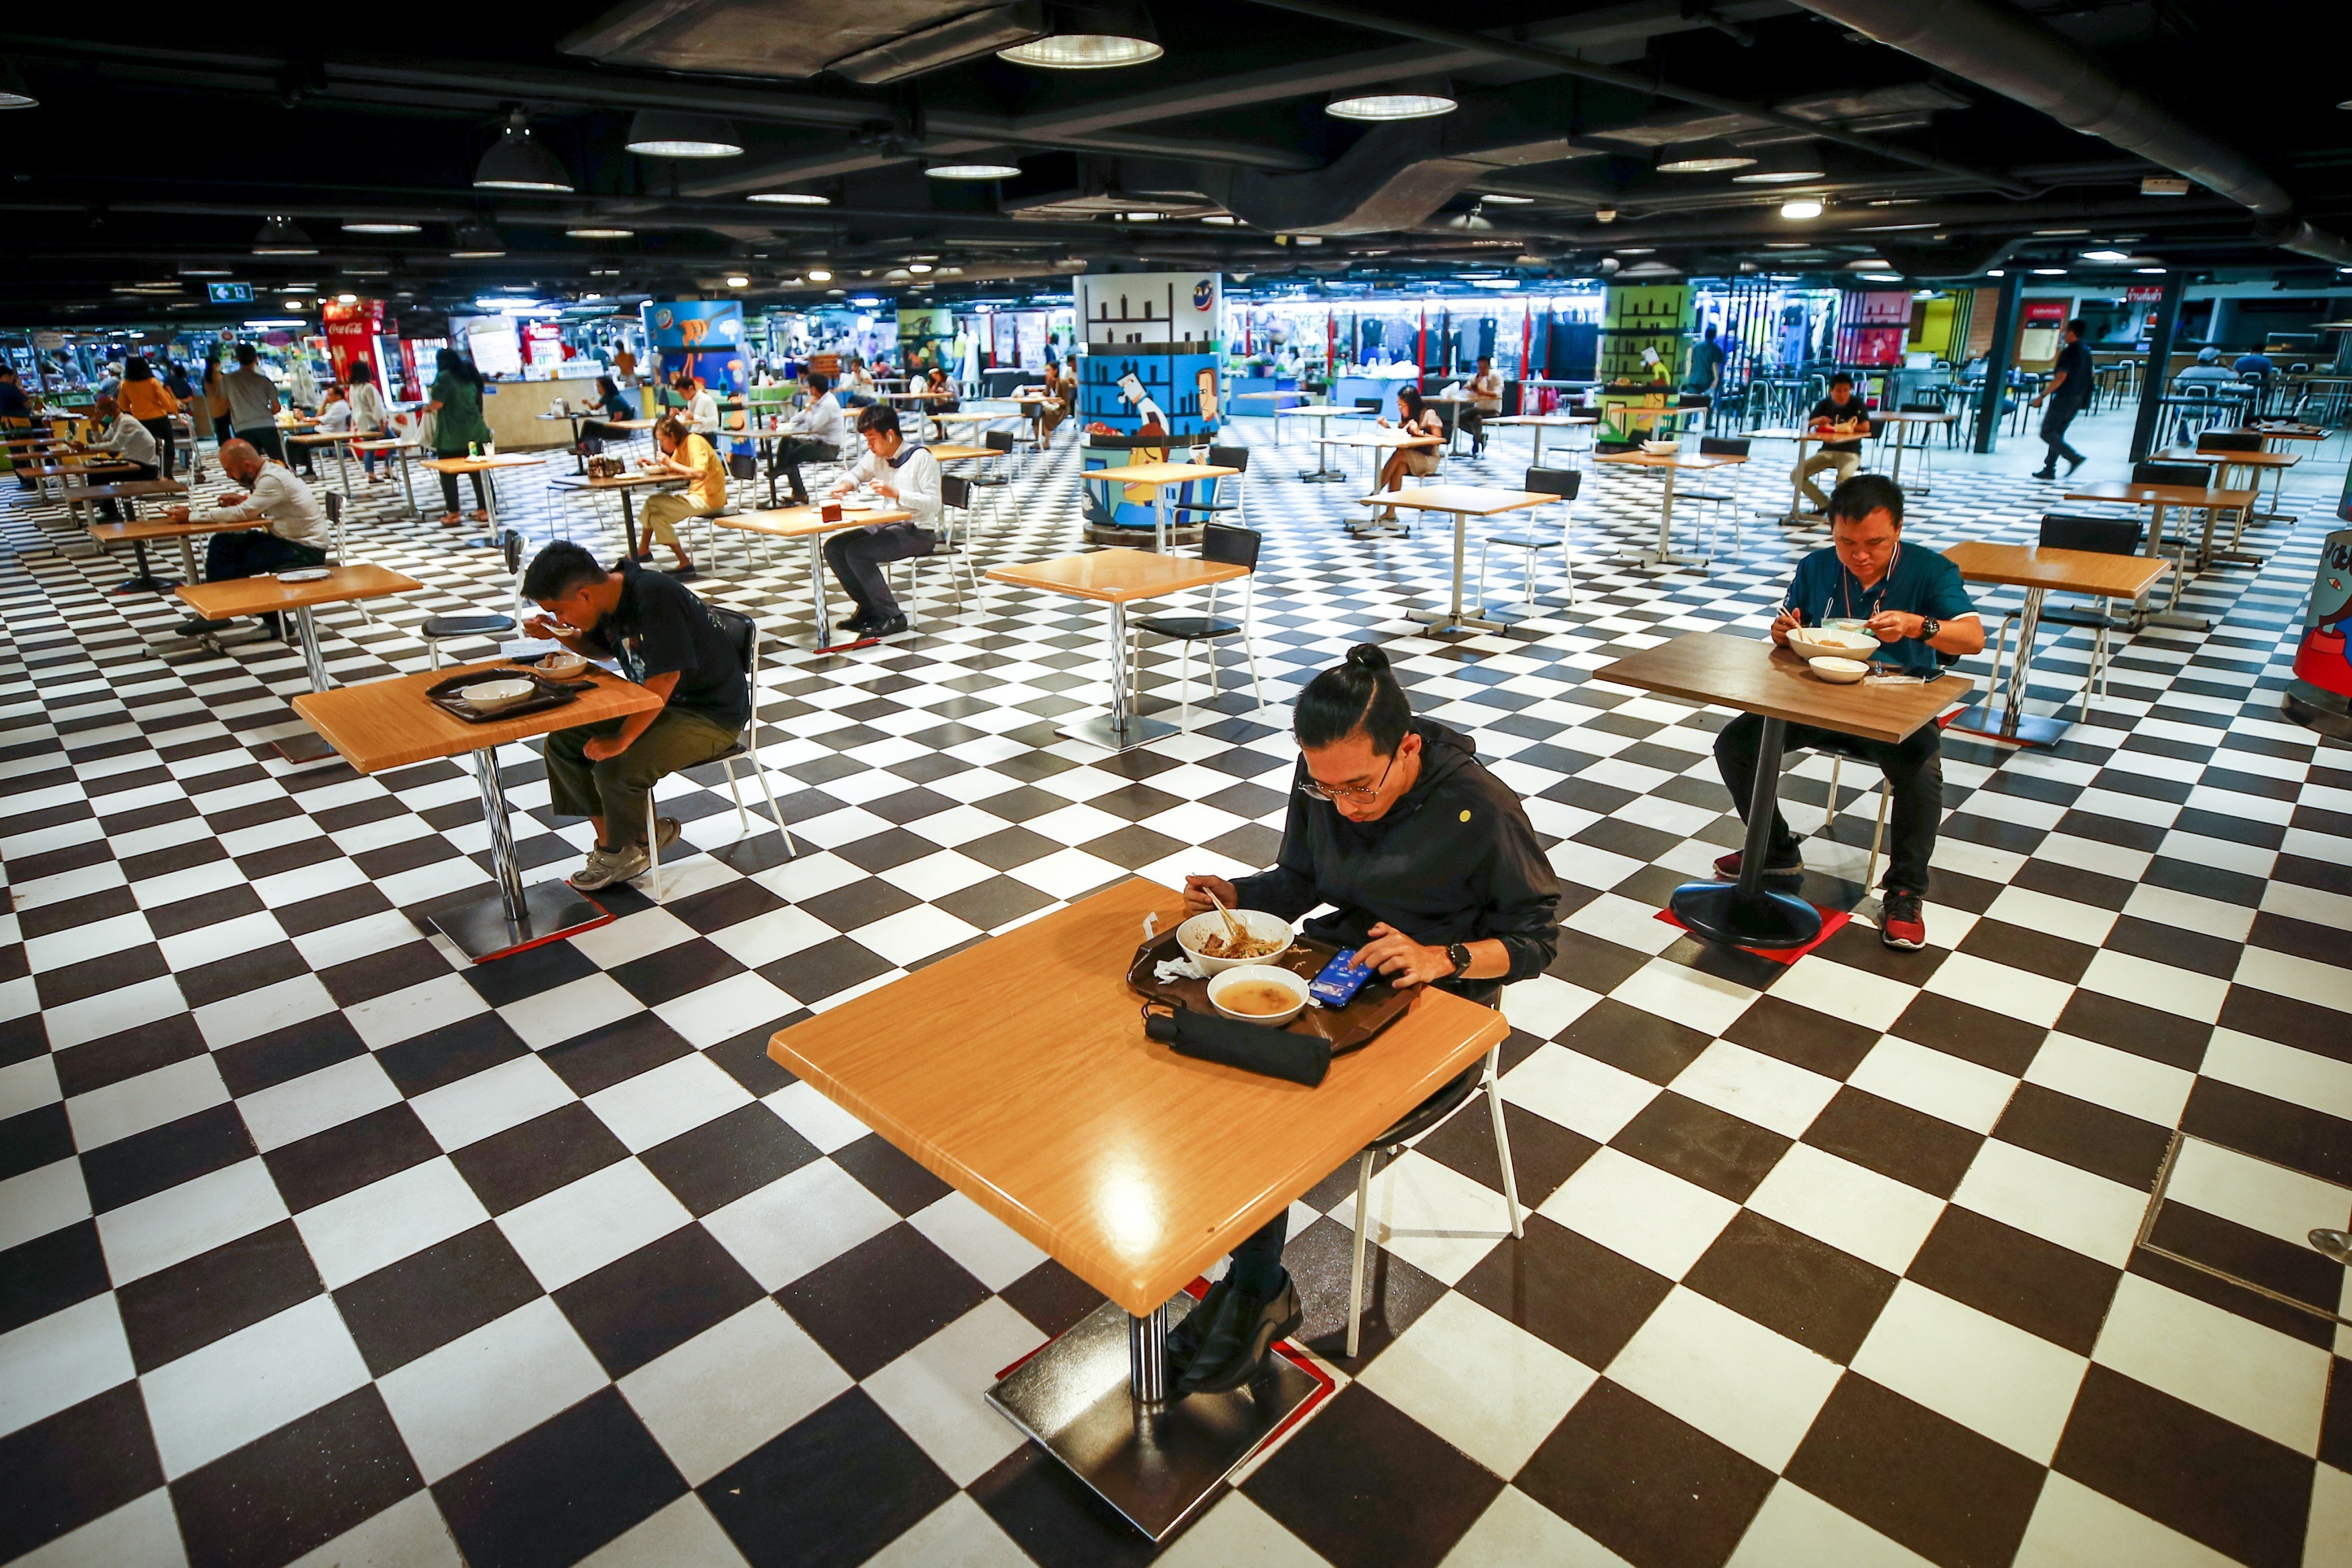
[1879,891,1927,951]
[1714,847,1804,880]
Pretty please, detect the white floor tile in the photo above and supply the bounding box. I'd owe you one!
[0,1294,133,1442]
[407,1053,577,1153]
[858,1493,1040,1568]
[1359,1291,1595,1476]
[293,1157,492,1290]
[1501,1043,1660,1144]
[140,1295,369,1478]
[1343,1150,1518,1285]
[2022,1032,2195,1127]
[1606,1287,1842,1470]
[0,1159,90,1254]
[1727,1481,1938,1568]
[2165,1137,2352,1248]
[1440,1486,1635,1568]
[1952,1141,2145,1268]
[1669,1040,1842,1140]
[234,1052,403,1153]
[1849,1281,2087,1463]
[2009,1472,2239,1568]
[2091,1273,2330,1455]
[619,1298,852,1487]
[907,1191,1048,1292]
[10,1490,188,1568]
[499,973,644,1053]
[861,1299,1045,1486]
[1540,1147,1741,1281]
[379,1297,608,1482]
[585,1053,755,1153]
[496,1160,692,1293]
[703,1158,898,1292]
[1743,1145,1944,1275]
[284,1490,463,1568]
[97,1159,289,1286]
[1847,1035,2019,1134]
[1609,959,1758,1039]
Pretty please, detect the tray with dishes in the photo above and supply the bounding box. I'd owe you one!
[1126,910,1414,1055]
[424,666,596,724]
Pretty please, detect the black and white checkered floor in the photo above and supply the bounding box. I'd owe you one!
[4,411,2350,1568]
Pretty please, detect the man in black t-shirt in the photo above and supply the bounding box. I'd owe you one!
[1794,372,1870,513]
[521,542,751,891]
[2031,318,2095,480]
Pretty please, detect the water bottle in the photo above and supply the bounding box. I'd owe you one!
[468,441,480,459]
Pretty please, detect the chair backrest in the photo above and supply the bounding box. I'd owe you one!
[2133,461,2209,487]
[1698,436,1749,457]
[1594,437,1639,455]
[1207,445,1249,473]
[1355,397,1383,412]
[1201,523,1260,571]
[1899,401,1940,413]
[500,527,524,576]
[2196,429,2261,453]
[322,491,342,524]
[940,473,972,511]
[728,451,758,480]
[1524,465,1580,499]
[2039,512,2143,555]
[984,429,1015,453]
[706,604,759,729]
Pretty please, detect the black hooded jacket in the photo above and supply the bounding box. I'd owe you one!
[1230,718,1561,997]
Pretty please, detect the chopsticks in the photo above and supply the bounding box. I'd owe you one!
[1204,886,1246,946]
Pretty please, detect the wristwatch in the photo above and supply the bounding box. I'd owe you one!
[1445,942,1473,979]
[1918,617,1941,642]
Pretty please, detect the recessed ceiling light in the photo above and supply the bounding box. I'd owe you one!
[1121,211,1162,222]
[908,262,934,273]
[341,221,422,234]
[0,62,37,109]
[177,267,234,276]
[1656,142,1756,174]
[1615,248,1655,255]
[998,1,1163,68]
[2135,266,2166,273]
[566,227,635,239]
[2032,229,2088,236]
[1779,199,1824,220]
[624,110,743,159]
[806,268,834,282]
[1731,145,1825,184]
[1202,214,1239,225]
[1326,77,1457,121]
[925,163,1021,180]
[1859,272,1902,282]
[748,191,831,204]
[335,292,358,304]
[2033,267,2067,275]
[2080,249,2134,264]
[725,274,750,287]
[1480,194,1534,204]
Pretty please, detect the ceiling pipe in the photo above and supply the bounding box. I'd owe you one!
[1790,0,2352,268]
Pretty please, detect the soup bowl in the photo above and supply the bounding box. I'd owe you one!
[1207,965,1310,1027]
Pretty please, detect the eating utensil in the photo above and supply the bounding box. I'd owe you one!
[1204,886,1246,946]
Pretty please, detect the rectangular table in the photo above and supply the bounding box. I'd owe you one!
[548,470,684,558]
[1875,409,1959,492]
[295,662,663,961]
[987,549,1247,750]
[2060,481,2257,631]
[1596,632,1968,949]
[2153,443,2302,536]
[1941,541,2172,747]
[178,563,422,694]
[1351,485,1557,635]
[422,453,544,549]
[767,878,1508,1538]
[1079,461,1240,551]
[713,503,914,651]
[1485,413,1598,467]
[1593,449,1748,567]
[1323,429,1442,515]
[1275,404,1370,479]
[352,438,424,513]
[287,430,360,495]
[1746,427,1865,524]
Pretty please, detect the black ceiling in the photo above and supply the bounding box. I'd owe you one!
[6,0,2351,327]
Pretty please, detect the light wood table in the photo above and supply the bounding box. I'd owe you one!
[293,661,663,961]
[713,503,915,651]
[351,438,424,513]
[766,877,1508,1538]
[1874,409,1959,492]
[1593,448,1749,568]
[1942,541,2172,747]
[1346,484,1555,635]
[2153,444,2303,536]
[78,488,211,590]
[287,430,361,495]
[1486,412,1598,466]
[422,453,544,549]
[2061,480,2257,631]
[925,443,995,463]
[547,470,685,558]
[1275,404,1370,478]
[1078,460,1241,551]
[26,457,138,501]
[987,548,1248,750]
[1746,427,1867,524]
[178,563,421,693]
[1320,427,1442,504]
[1596,631,1969,949]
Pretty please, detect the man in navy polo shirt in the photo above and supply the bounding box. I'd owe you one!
[1712,474,1985,950]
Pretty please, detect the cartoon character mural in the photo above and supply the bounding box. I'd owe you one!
[1115,371,1170,505]
[2286,528,2352,735]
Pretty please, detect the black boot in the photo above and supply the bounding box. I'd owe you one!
[1165,1279,1234,1376]
[1177,1272,1301,1395]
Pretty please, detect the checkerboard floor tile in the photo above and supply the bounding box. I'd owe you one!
[3,409,2350,1567]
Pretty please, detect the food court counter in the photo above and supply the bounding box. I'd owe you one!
[480,376,608,451]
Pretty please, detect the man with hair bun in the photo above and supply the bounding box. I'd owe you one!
[1175,642,1559,1394]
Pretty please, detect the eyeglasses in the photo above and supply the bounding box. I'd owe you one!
[1300,750,1396,805]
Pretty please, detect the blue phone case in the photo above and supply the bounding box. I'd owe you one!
[1308,948,1373,1007]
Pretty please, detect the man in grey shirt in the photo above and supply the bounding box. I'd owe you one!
[161,438,331,638]
[221,344,285,462]
[771,370,847,504]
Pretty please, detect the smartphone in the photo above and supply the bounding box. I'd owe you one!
[1308,948,1374,1007]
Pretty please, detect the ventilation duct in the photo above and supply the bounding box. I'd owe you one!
[563,0,1042,82]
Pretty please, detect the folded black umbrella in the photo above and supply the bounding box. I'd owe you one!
[1142,1002,1329,1088]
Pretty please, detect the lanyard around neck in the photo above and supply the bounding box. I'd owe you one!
[1838,543,1899,621]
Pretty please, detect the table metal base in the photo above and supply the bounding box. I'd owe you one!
[116,539,178,593]
[1944,704,2070,748]
[1670,880,1822,950]
[1299,466,1349,483]
[273,732,339,765]
[1060,713,1179,752]
[433,882,615,964]
[1347,517,1409,538]
[988,1297,1319,1542]
[1405,608,1509,636]
[1636,547,1709,570]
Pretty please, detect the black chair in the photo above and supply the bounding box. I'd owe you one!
[644,605,795,901]
[1129,523,1265,718]
[1985,513,2146,721]
[422,527,523,667]
[966,429,1017,529]
[1478,467,1578,614]
[1168,445,1249,529]
[1687,435,1751,550]
[1593,436,1640,456]
[904,473,982,621]
[2196,429,2261,453]
[2133,461,2209,488]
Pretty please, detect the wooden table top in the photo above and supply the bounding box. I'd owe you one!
[1876,410,1961,424]
[350,439,422,452]
[766,879,1509,1316]
[292,661,663,774]
[61,479,188,505]
[1361,484,1561,517]
[886,389,957,400]
[178,563,421,621]
[1748,427,1867,444]
[1322,430,1442,449]
[1594,450,1749,471]
[87,513,260,545]
[933,410,1014,423]
[987,547,1249,604]
[2231,424,2328,441]
[712,503,914,539]
[2153,446,2303,469]
[420,454,545,474]
[1080,461,1241,486]
[2063,481,2258,509]
[28,460,138,478]
[1488,414,1598,426]
[1276,405,1371,418]
[286,431,359,445]
[1944,541,2172,598]
[1596,629,1971,746]
[926,444,997,462]
[549,470,683,490]
[600,418,661,431]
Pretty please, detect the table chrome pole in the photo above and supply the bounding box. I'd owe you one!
[1128,1303,1168,1405]
[473,745,528,924]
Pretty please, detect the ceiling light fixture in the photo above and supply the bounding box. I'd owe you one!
[908,262,934,273]
[474,110,574,192]
[998,0,1163,68]
[450,220,506,257]
[748,191,830,204]
[1859,272,1902,282]
[2135,266,2166,273]
[1202,214,1239,225]
[1480,193,1534,204]
[566,227,635,239]
[624,110,743,159]
[725,274,750,288]
[925,162,1021,180]
[177,266,233,276]
[252,215,318,256]
[0,61,37,109]
[1656,142,1756,174]
[2032,228,2088,237]
[336,292,358,304]
[1326,75,1457,122]
[2033,267,2067,275]
[806,268,834,282]
[1779,198,1824,220]
[341,221,422,234]
[2080,249,2134,264]
[1730,144,1825,184]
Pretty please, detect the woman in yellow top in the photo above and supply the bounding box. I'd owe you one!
[117,358,182,478]
[636,414,727,573]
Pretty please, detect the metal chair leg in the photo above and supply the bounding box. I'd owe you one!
[1485,1045,1522,1239]
[1346,1150,1376,1359]
[723,757,750,831]
[1825,756,1843,829]
[1867,780,1890,891]
[644,794,662,902]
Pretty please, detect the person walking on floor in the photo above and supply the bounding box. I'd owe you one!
[220,345,284,464]
[2031,318,2094,480]
[822,404,940,640]
[418,347,492,528]
[635,414,727,574]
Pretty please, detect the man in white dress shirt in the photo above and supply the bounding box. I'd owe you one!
[773,370,847,505]
[161,438,332,638]
[823,405,940,640]
[75,395,160,519]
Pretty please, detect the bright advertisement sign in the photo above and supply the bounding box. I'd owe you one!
[640,301,744,350]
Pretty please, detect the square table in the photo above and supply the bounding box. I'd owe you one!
[1079,461,1240,551]
[2060,480,2257,632]
[1274,404,1370,479]
[712,502,915,651]
[67,481,193,586]
[924,442,997,463]
[1485,412,1598,467]
[1745,427,1866,524]
[2153,444,2303,539]
[295,662,663,961]
[1322,428,1442,512]
[1596,631,1969,949]
[1349,485,1558,635]
[766,877,1508,1539]
[422,453,545,549]
[548,470,685,558]
[26,457,138,502]
[987,548,1248,750]
[178,562,422,697]
[1874,409,1959,491]
[1941,542,2172,747]
[1593,448,1749,567]
[351,437,424,514]
[286,430,360,495]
